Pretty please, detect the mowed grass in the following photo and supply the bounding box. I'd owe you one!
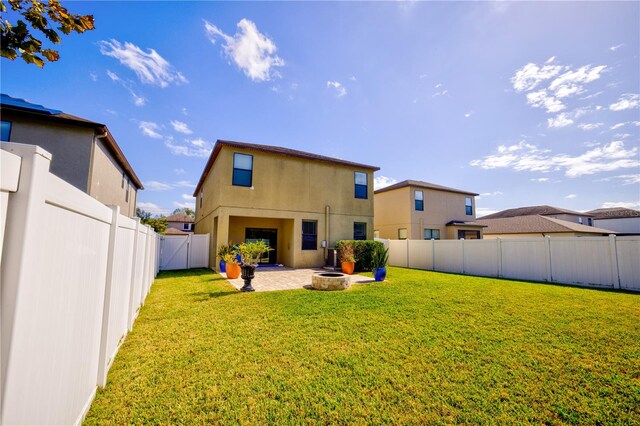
[85,267,640,425]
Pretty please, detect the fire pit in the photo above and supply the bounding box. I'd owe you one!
[311,272,351,290]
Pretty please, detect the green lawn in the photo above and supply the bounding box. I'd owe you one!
[85,267,640,425]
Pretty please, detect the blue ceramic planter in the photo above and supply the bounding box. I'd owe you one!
[219,260,226,273]
[373,267,387,282]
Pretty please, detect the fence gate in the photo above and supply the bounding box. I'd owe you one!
[160,234,210,270]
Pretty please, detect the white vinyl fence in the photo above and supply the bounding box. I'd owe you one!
[160,234,210,270]
[0,143,161,426]
[381,236,640,291]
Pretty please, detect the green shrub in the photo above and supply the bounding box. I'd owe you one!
[335,240,384,272]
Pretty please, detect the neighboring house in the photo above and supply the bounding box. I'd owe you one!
[477,215,614,238]
[166,213,195,233]
[193,139,379,269]
[479,205,595,226]
[0,94,142,217]
[586,207,640,235]
[374,180,485,240]
[164,227,190,236]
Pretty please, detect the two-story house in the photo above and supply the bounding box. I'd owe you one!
[1,94,142,216]
[374,180,485,240]
[165,212,195,233]
[193,140,379,269]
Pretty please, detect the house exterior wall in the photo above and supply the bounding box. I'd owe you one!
[2,113,92,191]
[167,221,194,232]
[593,218,640,234]
[195,146,376,269]
[545,213,590,225]
[483,232,601,239]
[89,138,137,217]
[375,186,478,240]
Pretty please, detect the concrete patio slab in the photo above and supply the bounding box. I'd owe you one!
[223,267,375,292]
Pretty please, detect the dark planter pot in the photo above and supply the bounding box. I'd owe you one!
[240,264,256,292]
[219,260,226,273]
[373,267,387,282]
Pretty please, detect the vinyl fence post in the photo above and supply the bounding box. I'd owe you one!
[496,238,503,278]
[97,205,119,387]
[544,236,552,282]
[127,218,141,331]
[461,238,466,274]
[608,234,621,289]
[432,238,436,271]
[187,232,193,269]
[405,238,410,268]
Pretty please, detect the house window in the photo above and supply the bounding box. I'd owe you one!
[199,190,203,208]
[125,177,130,202]
[354,172,367,199]
[458,230,480,239]
[465,197,473,215]
[1,121,11,141]
[578,217,583,224]
[183,223,192,231]
[354,222,367,240]
[398,228,407,240]
[233,153,253,187]
[121,172,125,189]
[302,220,317,250]
[588,218,593,226]
[424,229,440,240]
[415,190,424,211]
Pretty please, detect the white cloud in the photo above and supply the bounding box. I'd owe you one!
[609,43,624,51]
[165,139,213,158]
[432,89,448,97]
[614,133,631,139]
[511,62,565,92]
[596,174,640,186]
[610,93,640,111]
[470,140,640,178]
[547,113,573,128]
[477,191,503,199]
[171,120,193,135]
[526,90,565,113]
[90,72,98,82]
[548,65,607,98]
[578,123,604,131]
[601,201,640,209]
[137,202,170,215]
[139,121,163,139]
[464,112,473,118]
[174,200,196,209]
[327,81,347,97]
[349,75,357,81]
[374,176,398,190]
[610,122,626,130]
[530,177,550,182]
[98,39,187,87]
[175,168,186,175]
[565,194,577,199]
[106,70,146,106]
[181,107,188,116]
[145,181,174,191]
[204,19,284,82]
[181,194,195,201]
[580,91,603,100]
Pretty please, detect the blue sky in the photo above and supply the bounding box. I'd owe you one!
[2,1,639,216]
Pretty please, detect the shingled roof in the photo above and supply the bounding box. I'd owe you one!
[477,215,613,235]
[165,213,194,223]
[194,140,380,196]
[374,180,478,196]
[586,207,640,220]
[478,205,591,219]
[1,94,143,189]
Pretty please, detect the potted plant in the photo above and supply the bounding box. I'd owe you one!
[371,245,389,282]
[217,242,234,273]
[236,240,272,292]
[223,252,241,279]
[340,242,356,275]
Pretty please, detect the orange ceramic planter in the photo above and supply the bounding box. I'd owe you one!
[341,261,355,275]
[226,263,241,279]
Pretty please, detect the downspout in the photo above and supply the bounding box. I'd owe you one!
[325,205,330,264]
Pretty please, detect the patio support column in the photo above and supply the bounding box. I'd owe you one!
[216,210,230,271]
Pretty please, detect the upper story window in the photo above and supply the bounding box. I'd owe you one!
[465,197,473,215]
[183,223,193,231]
[302,220,318,250]
[233,153,253,187]
[125,177,130,202]
[121,172,125,189]
[588,218,593,226]
[578,216,583,224]
[1,121,12,141]
[415,190,424,211]
[199,190,203,208]
[354,222,367,240]
[354,172,367,199]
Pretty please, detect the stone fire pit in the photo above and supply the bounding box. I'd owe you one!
[311,272,351,291]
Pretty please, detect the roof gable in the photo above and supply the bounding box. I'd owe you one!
[374,179,478,196]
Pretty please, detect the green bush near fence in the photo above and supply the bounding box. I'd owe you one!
[335,240,384,272]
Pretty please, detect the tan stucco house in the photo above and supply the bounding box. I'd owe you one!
[193,140,379,269]
[374,180,485,240]
[1,94,142,216]
[477,215,614,238]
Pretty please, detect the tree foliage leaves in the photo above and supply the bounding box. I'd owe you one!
[1,0,94,67]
